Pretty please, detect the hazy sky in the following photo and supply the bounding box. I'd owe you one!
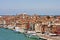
[0,0,60,15]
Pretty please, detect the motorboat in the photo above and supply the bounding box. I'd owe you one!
[26,31,37,36]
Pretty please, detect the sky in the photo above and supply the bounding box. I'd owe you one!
[0,0,60,15]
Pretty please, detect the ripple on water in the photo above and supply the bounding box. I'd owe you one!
[0,28,42,40]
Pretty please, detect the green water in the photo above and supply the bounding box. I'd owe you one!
[0,28,45,40]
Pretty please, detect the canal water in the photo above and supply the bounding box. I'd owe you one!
[0,28,45,40]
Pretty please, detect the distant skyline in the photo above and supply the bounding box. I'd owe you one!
[0,0,60,15]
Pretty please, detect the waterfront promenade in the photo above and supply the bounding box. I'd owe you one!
[36,33,60,40]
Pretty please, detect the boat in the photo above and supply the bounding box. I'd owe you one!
[7,25,15,29]
[15,27,25,33]
[26,31,37,37]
